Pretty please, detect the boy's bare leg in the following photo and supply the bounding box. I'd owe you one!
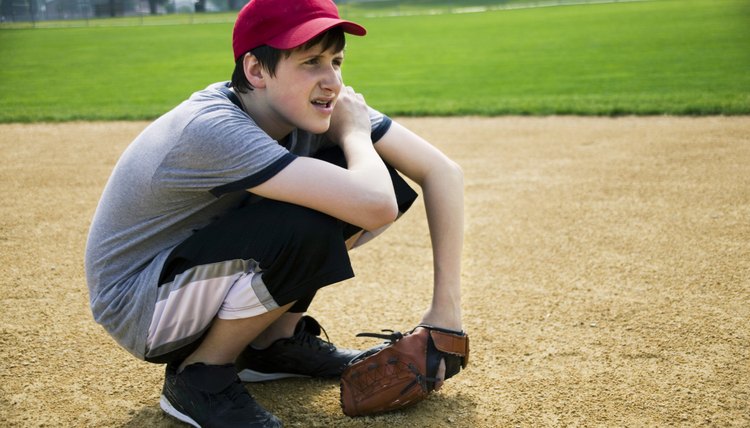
[250,311,303,349]
[345,230,365,250]
[179,302,294,371]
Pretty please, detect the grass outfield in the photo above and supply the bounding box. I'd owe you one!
[0,0,747,121]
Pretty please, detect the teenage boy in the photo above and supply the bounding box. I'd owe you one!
[85,0,464,426]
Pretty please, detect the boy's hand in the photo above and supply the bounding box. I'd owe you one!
[327,86,372,146]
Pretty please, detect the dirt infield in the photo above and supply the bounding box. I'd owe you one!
[1,117,748,427]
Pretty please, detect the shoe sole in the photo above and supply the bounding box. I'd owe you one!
[160,394,200,428]
[237,368,311,383]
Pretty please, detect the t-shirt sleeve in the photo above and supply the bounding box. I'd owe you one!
[368,106,392,143]
[155,106,296,199]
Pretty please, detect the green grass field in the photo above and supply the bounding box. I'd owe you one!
[0,0,747,122]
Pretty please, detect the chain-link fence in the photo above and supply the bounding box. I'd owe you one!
[0,0,634,27]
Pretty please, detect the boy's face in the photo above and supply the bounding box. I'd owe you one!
[263,43,344,136]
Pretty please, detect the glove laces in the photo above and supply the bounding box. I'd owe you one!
[355,329,404,343]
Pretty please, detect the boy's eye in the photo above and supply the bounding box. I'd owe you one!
[302,55,343,67]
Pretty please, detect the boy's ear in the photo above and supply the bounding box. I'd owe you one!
[243,53,267,89]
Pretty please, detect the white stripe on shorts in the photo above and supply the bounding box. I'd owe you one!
[146,258,279,358]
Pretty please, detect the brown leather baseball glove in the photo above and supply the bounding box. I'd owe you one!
[340,325,470,417]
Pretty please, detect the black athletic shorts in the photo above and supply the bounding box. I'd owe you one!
[144,147,417,363]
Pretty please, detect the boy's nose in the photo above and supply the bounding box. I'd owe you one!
[321,67,343,92]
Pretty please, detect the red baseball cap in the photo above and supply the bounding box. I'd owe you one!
[232,0,367,61]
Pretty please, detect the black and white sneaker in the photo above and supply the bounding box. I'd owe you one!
[160,363,282,428]
[236,315,360,382]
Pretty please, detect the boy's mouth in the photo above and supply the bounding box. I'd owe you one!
[311,97,334,109]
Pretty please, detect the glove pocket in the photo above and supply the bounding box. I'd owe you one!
[340,346,430,416]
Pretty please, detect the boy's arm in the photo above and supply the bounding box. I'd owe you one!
[374,121,464,332]
[249,88,398,232]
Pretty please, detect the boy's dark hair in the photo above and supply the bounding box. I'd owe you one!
[231,27,346,94]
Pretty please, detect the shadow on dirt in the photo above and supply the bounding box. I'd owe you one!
[121,376,479,427]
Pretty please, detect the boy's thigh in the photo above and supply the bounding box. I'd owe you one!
[146,198,353,363]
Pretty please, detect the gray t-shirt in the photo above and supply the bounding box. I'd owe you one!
[85,82,391,359]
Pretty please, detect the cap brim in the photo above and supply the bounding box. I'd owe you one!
[266,17,366,50]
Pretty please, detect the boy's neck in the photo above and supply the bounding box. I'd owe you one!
[235,89,294,141]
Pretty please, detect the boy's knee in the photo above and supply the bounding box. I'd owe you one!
[257,201,353,297]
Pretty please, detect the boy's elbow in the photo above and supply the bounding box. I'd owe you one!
[446,158,464,183]
[442,158,464,194]
[383,194,400,224]
[363,192,399,231]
